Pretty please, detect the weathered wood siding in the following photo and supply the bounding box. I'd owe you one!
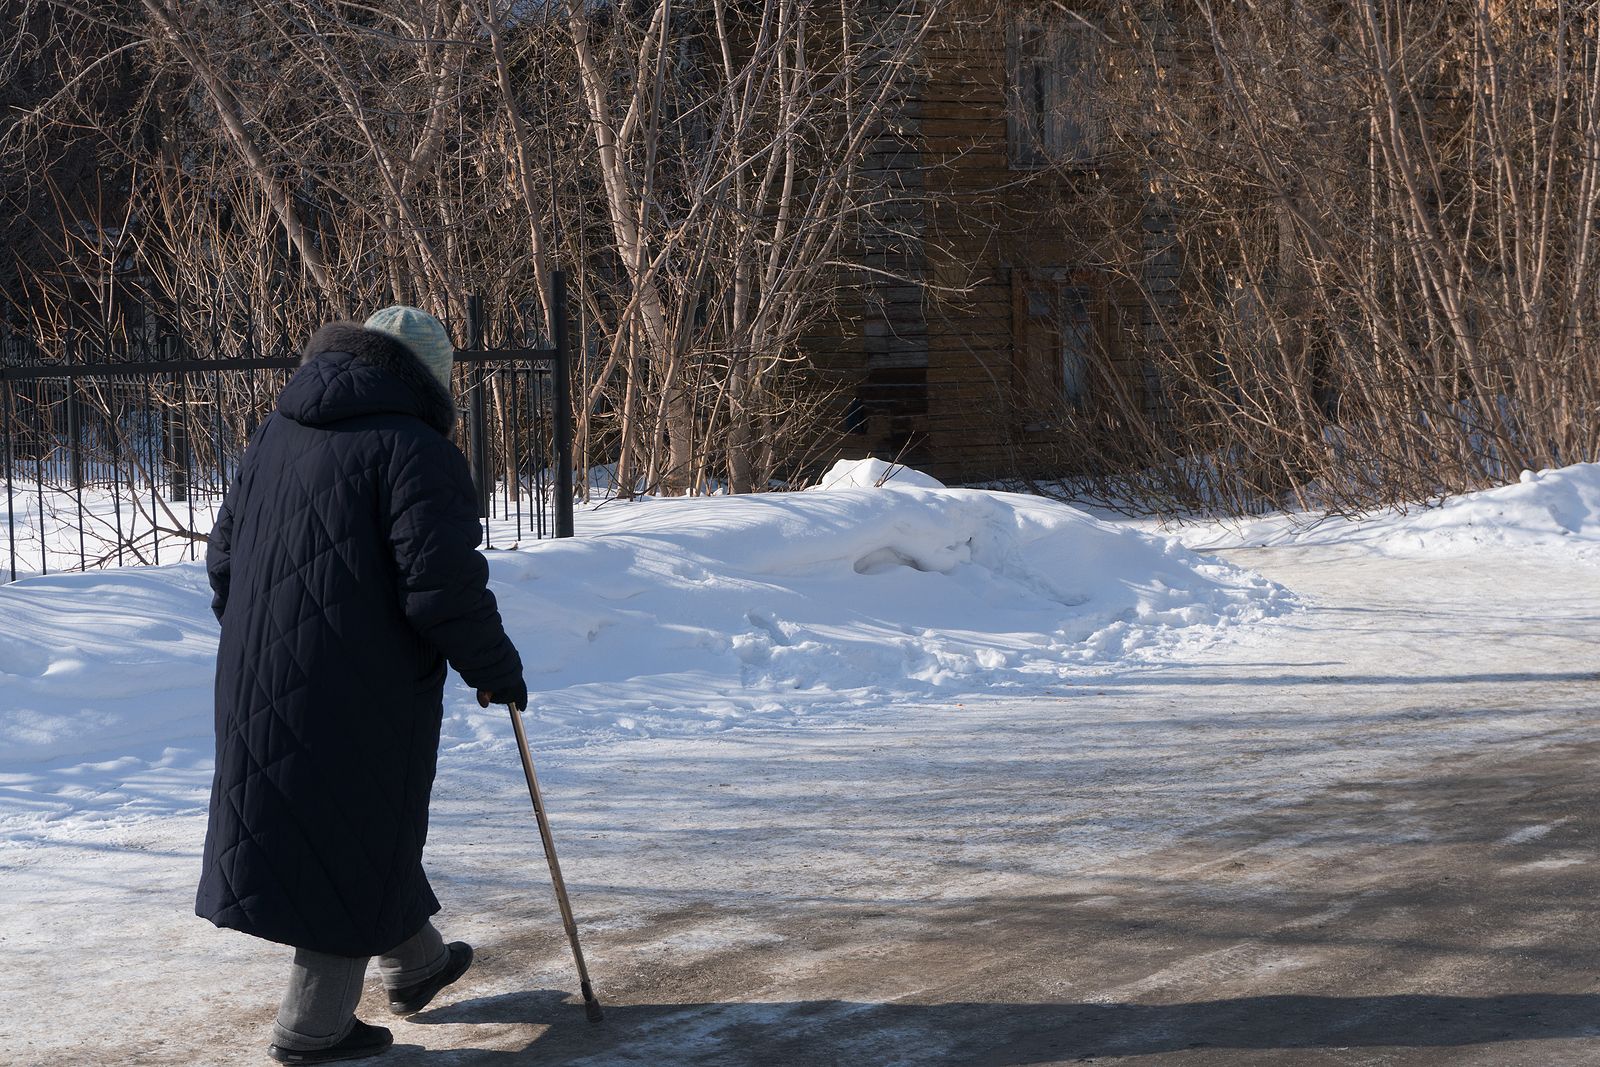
[813,1,1166,483]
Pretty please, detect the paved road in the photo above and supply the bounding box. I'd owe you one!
[366,548,1600,1066]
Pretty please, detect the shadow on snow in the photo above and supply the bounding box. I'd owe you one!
[387,988,1600,1065]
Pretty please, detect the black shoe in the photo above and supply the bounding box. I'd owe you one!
[388,941,474,1016]
[267,1020,393,1064]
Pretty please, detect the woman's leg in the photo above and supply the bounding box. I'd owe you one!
[375,920,449,991]
[272,947,369,1051]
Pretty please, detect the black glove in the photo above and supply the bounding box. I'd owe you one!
[477,679,528,712]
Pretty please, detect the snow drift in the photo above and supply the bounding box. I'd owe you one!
[810,456,946,491]
[0,467,1287,789]
[487,478,1287,736]
[1177,461,1600,562]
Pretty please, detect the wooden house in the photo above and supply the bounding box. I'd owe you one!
[812,2,1175,484]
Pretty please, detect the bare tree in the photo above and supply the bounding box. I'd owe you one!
[560,1,938,492]
[5,0,942,503]
[995,0,1600,515]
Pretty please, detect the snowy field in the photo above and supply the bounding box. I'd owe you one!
[3,459,1599,1064]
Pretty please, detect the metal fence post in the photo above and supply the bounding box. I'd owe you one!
[552,271,575,538]
[168,373,190,503]
[466,294,492,522]
[3,376,15,583]
[66,379,83,491]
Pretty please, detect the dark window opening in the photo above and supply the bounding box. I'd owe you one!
[1007,14,1103,168]
[1012,268,1115,426]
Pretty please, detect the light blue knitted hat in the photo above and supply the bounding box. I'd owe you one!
[364,306,454,389]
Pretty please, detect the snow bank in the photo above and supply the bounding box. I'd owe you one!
[1383,464,1600,556]
[811,457,946,491]
[1172,462,1600,563]
[0,480,1287,795]
[488,485,1286,736]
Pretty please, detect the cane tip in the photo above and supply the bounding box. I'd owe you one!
[579,980,604,1023]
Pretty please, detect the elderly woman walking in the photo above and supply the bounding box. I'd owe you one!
[196,307,528,1063]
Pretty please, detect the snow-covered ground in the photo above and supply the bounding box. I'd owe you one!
[1154,462,1600,562]
[0,460,1286,790]
[4,459,1600,1064]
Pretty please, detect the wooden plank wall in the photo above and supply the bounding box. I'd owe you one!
[813,1,1166,484]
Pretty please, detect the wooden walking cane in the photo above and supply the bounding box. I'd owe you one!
[505,700,604,1023]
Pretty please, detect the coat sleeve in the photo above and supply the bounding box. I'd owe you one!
[208,417,274,623]
[385,433,523,692]
[206,494,235,623]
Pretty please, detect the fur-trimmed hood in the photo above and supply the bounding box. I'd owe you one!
[277,322,456,435]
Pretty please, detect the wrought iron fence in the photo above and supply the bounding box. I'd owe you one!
[1,275,574,583]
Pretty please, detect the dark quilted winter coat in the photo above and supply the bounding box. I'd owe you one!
[196,324,522,957]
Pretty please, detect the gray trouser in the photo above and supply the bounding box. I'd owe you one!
[272,921,449,1051]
